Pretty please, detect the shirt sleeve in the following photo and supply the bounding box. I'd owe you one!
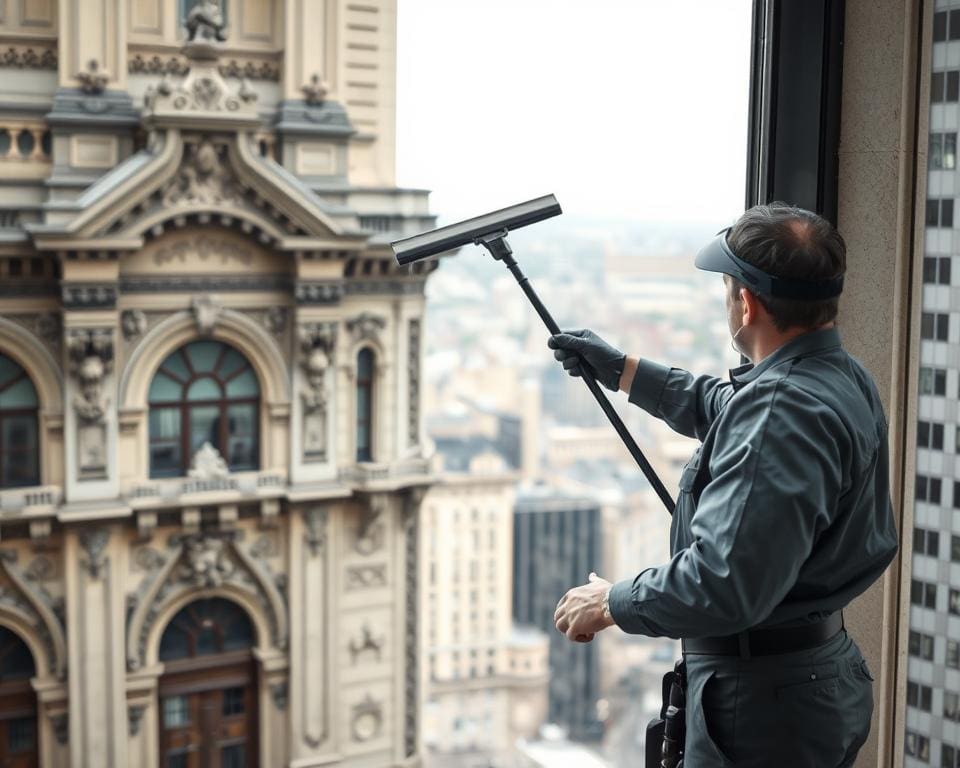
[608,378,845,638]
[627,358,735,440]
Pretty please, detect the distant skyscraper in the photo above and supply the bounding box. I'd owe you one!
[513,491,604,742]
[906,7,960,766]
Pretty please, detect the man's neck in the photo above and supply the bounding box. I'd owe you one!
[748,322,835,364]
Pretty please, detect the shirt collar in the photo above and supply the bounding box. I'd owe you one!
[728,326,842,390]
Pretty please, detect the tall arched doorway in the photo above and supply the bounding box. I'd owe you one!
[158,598,258,768]
[0,626,38,767]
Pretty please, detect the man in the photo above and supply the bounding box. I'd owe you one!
[549,203,898,767]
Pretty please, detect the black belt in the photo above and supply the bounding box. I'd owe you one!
[681,612,844,659]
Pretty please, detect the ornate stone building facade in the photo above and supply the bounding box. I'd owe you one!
[0,2,434,766]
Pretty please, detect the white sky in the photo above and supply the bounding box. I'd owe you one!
[396,0,754,225]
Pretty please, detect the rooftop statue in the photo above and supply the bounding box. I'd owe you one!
[185,0,227,43]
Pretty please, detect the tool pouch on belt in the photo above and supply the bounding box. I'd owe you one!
[646,659,686,768]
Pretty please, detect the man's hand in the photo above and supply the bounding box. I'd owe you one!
[547,329,626,392]
[554,572,616,643]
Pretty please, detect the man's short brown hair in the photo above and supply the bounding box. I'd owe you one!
[726,203,846,332]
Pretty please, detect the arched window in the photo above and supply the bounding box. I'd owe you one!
[356,348,374,462]
[0,354,39,489]
[0,627,38,762]
[159,598,255,662]
[148,341,259,478]
[158,598,256,767]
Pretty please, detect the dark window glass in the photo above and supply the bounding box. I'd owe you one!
[909,630,921,655]
[914,527,925,554]
[952,534,960,561]
[29,257,44,277]
[148,341,259,477]
[917,475,929,499]
[933,72,946,104]
[922,313,935,339]
[951,588,960,616]
[0,354,40,489]
[924,257,937,283]
[948,71,960,102]
[928,198,941,225]
[15,131,33,158]
[922,634,934,660]
[223,687,245,716]
[948,640,960,668]
[167,755,188,768]
[918,421,930,447]
[911,579,923,605]
[7,259,21,277]
[163,696,191,728]
[0,627,36,681]
[221,744,245,768]
[924,582,937,609]
[946,692,960,721]
[356,348,374,462]
[932,134,945,169]
[936,11,949,41]
[931,477,943,503]
[942,257,953,284]
[908,680,918,707]
[936,368,947,394]
[928,530,940,556]
[7,717,34,753]
[951,10,960,40]
[944,745,957,768]
[937,313,950,341]
[921,685,933,712]
[943,198,955,226]
[933,423,944,449]
[159,598,254,661]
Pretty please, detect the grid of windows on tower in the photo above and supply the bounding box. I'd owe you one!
[907,680,933,712]
[934,9,960,41]
[910,579,937,609]
[906,731,930,761]
[919,366,947,395]
[917,420,945,450]
[915,474,942,503]
[908,630,934,660]
[943,743,960,768]
[913,527,940,557]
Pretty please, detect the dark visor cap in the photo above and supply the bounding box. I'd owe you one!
[695,229,844,301]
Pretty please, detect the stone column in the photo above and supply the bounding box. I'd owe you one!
[283,0,334,101]
[57,0,127,91]
[288,506,334,762]
[65,525,128,768]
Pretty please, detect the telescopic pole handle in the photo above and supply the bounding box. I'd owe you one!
[477,233,676,516]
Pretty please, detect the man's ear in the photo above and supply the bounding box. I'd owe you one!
[740,287,761,326]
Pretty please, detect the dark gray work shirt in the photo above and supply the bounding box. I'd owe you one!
[608,327,899,639]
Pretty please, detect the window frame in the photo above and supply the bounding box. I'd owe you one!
[0,355,40,490]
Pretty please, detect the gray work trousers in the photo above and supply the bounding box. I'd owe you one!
[682,630,874,767]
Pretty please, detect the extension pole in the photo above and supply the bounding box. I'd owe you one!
[476,231,676,515]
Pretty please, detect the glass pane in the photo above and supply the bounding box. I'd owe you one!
[0,377,37,409]
[218,348,248,379]
[150,408,181,440]
[227,404,255,436]
[189,405,221,455]
[16,130,34,158]
[223,687,245,717]
[931,134,944,170]
[935,11,948,42]
[162,350,191,382]
[150,443,182,478]
[7,716,34,753]
[0,627,36,680]
[196,626,218,656]
[0,356,19,389]
[943,198,955,227]
[227,437,256,471]
[186,341,224,373]
[221,744,245,768]
[167,755,188,768]
[949,71,960,102]
[187,377,222,401]
[225,370,258,398]
[933,72,945,103]
[3,415,37,452]
[159,625,190,661]
[149,372,183,403]
[951,10,960,41]
[358,348,374,378]
[163,696,191,728]
[946,133,957,169]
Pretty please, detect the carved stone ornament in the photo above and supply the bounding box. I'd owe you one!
[66,329,114,426]
[346,313,386,344]
[126,533,289,671]
[121,309,148,341]
[349,625,384,664]
[185,0,228,43]
[302,73,329,106]
[270,681,288,711]
[189,442,229,480]
[355,496,387,556]
[50,714,68,745]
[303,508,327,557]
[351,695,383,742]
[191,294,222,336]
[179,537,234,588]
[265,306,287,337]
[128,705,146,736]
[2,45,57,70]
[345,564,386,591]
[76,59,108,95]
[164,141,242,208]
[79,528,110,579]
[299,322,336,413]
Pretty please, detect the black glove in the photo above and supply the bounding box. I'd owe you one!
[547,329,626,392]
